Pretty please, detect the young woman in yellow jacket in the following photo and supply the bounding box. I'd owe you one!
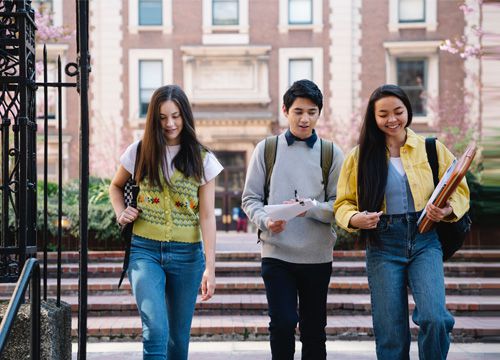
[334,84,469,360]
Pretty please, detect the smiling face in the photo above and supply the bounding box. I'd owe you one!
[283,97,320,139]
[374,96,408,142]
[160,100,183,145]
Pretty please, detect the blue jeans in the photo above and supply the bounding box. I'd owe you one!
[128,235,205,360]
[261,257,332,360]
[366,212,454,360]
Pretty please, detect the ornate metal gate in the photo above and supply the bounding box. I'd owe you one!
[0,1,90,358]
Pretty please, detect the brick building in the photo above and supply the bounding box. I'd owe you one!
[37,0,494,230]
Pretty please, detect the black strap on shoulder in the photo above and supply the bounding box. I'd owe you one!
[263,136,278,205]
[118,140,142,289]
[425,137,439,187]
[132,141,142,181]
[320,139,334,202]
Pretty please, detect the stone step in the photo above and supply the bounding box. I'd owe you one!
[57,294,500,317]
[5,276,500,296]
[74,314,500,342]
[44,261,500,278]
[37,249,500,264]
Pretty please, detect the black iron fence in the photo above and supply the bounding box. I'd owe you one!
[0,0,90,358]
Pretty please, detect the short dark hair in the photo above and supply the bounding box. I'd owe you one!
[283,79,323,113]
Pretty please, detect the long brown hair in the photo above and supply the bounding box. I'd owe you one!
[135,85,205,187]
[357,84,413,241]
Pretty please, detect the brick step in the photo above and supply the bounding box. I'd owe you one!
[37,249,500,264]
[6,276,500,297]
[44,261,500,278]
[56,294,500,317]
[74,314,500,342]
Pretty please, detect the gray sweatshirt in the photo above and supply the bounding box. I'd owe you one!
[242,132,344,263]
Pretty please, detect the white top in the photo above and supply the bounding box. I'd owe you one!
[389,157,405,177]
[120,140,223,185]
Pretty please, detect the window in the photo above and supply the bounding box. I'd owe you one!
[279,0,322,33]
[383,40,440,123]
[129,0,173,34]
[289,59,313,86]
[399,0,424,23]
[202,0,248,44]
[388,0,436,32]
[279,48,323,125]
[128,49,173,124]
[289,0,312,25]
[212,0,239,26]
[139,60,163,117]
[397,59,427,116]
[139,0,162,25]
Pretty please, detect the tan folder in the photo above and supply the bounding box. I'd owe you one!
[418,143,477,233]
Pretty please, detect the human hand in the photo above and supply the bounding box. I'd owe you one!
[200,266,215,301]
[425,201,453,222]
[349,211,384,230]
[267,219,287,233]
[117,206,140,226]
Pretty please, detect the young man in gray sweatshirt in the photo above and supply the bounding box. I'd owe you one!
[242,80,344,359]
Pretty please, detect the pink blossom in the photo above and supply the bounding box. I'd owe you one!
[459,4,475,15]
[35,8,73,43]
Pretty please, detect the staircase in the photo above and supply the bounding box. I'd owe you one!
[5,243,499,342]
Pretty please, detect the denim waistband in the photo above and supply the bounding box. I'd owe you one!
[380,211,423,223]
[132,234,202,249]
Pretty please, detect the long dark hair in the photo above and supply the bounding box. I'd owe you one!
[135,85,205,187]
[357,84,413,240]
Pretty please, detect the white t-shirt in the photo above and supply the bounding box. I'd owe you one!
[389,157,406,176]
[120,140,224,185]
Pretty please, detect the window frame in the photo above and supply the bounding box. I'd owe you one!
[288,0,313,25]
[384,41,441,124]
[202,0,249,45]
[388,0,436,32]
[138,0,163,26]
[212,0,239,26]
[398,0,425,23]
[279,48,323,125]
[129,0,173,34]
[128,49,173,126]
[288,58,314,86]
[396,58,428,117]
[138,60,164,118]
[279,0,322,33]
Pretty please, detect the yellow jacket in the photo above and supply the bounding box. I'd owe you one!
[334,129,470,232]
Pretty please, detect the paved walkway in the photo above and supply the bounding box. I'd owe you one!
[73,341,500,359]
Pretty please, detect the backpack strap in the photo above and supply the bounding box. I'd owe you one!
[263,136,278,205]
[425,137,439,187]
[320,139,334,202]
[118,140,142,289]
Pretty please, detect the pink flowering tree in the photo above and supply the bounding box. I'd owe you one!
[437,0,483,155]
[34,3,73,119]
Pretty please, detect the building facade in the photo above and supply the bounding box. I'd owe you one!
[37,0,494,230]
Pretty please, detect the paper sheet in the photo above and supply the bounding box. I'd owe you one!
[264,199,317,221]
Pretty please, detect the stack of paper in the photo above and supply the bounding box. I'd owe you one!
[264,199,317,221]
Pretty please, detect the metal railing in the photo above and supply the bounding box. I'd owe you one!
[0,258,40,359]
